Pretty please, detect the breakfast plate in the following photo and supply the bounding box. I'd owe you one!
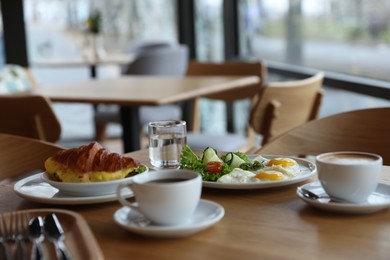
[14,173,134,205]
[41,170,145,196]
[296,181,390,214]
[114,199,225,238]
[202,155,316,189]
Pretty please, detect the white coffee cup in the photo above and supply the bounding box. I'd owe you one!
[316,151,382,203]
[116,169,201,226]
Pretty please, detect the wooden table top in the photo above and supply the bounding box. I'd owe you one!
[1,149,389,260]
[33,75,260,106]
[33,75,260,152]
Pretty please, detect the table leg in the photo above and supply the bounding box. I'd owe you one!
[120,106,140,153]
[182,100,193,130]
[90,65,97,78]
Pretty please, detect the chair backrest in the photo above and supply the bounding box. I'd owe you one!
[124,40,173,54]
[0,64,36,94]
[249,72,324,145]
[186,60,266,101]
[0,133,64,181]
[123,43,189,76]
[256,107,390,165]
[0,95,61,142]
[186,60,266,133]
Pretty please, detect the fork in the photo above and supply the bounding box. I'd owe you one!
[5,211,29,260]
[0,214,11,260]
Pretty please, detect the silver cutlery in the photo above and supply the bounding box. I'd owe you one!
[0,211,29,260]
[44,213,72,260]
[297,187,346,203]
[11,211,29,260]
[29,216,45,260]
[297,187,327,200]
[0,214,11,260]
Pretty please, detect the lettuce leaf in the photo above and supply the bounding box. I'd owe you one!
[180,145,203,173]
[180,145,230,181]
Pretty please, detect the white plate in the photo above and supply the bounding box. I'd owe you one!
[41,167,148,196]
[202,155,316,189]
[14,173,133,205]
[296,181,390,214]
[114,199,225,238]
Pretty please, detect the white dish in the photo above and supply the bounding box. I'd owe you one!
[114,199,224,238]
[41,166,148,196]
[14,173,133,205]
[296,181,390,214]
[202,155,316,189]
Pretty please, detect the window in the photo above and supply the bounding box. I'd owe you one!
[194,0,224,61]
[239,0,390,82]
[24,0,177,62]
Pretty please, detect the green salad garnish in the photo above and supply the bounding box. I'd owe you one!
[179,145,265,181]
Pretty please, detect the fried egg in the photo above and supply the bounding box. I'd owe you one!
[264,158,300,177]
[254,170,286,181]
[216,157,300,183]
[217,168,258,183]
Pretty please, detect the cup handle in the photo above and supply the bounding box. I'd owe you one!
[116,182,139,210]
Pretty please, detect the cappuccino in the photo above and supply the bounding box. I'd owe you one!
[319,153,378,165]
[316,151,382,203]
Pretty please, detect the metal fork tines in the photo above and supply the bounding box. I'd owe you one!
[0,214,11,260]
[0,211,30,260]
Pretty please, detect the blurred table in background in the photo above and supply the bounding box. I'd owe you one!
[34,75,260,152]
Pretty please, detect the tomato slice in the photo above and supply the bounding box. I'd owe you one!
[206,161,223,173]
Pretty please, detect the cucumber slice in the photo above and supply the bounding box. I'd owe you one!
[224,152,247,169]
[202,147,223,165]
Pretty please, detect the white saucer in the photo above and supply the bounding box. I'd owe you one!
[296,181,390,214]
[14,173,133,205]
[114,199,225,238]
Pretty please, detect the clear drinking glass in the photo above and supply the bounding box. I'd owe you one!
[148,120,187,169]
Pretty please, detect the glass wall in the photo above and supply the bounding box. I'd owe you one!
[239,0,390,82]
[23,0,178,140]
[195,0,224,61]
[194,0,227,133]
[24,0,177,62]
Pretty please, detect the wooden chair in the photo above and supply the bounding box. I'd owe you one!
[186,60,267,151]
[0,133,64,182]
[254,107,390,165]
[0,95,62,142]
[249,72,324,147]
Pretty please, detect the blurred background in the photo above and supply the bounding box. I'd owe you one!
[1,0,389,149]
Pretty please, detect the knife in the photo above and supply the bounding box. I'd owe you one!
[29,216,45,260]
[44,213,72,260]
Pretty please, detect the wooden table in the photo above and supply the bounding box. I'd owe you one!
[33,75,260,152]
[1,149,389,259]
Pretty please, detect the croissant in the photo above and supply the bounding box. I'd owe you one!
[45,142,143,183]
